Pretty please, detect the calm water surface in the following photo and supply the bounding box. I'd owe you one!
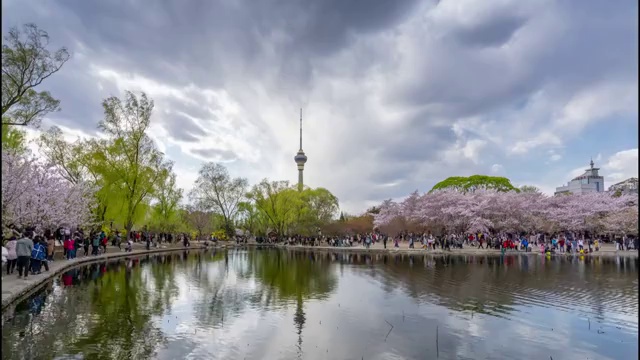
[2,248,638,360]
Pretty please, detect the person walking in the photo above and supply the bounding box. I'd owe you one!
[5,236,18,275]
[101,232,108,254]
[30,238,46,275]
[46,235,55,261]
[16,231,34,278]
[91,232,100,255]
[383,235,388,249]
[83,235,90,257]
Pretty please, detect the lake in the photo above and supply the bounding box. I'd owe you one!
[1,248,637,360]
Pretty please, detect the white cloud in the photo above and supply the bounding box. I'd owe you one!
[491,164,504,174]
[549,154,561,162]
[602,148,638,184]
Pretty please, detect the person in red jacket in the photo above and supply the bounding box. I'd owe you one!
[64,237,76,260]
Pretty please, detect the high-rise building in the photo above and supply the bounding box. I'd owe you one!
[294,109,307,191]
[554,159,605,195]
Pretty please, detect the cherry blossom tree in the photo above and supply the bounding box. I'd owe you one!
[2,151,95,232]
[373,189,637,235]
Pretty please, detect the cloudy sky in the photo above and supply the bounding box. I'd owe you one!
[3,0,638,214]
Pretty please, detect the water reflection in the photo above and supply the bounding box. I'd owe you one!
[1,249,637,360]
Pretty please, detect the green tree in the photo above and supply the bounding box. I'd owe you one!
[430,175,520,193]
[247,179,301,236]
[97,91,166,234]
[2,24,70,127]
[237,201,263,236]
[149,164,183,233]
[38,126,84,184]
[1,123,27,153]
[292,187,339,235]
[189,162,248,237]
[38,126,124,226]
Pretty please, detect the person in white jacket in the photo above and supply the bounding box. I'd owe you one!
[4,236,18,274]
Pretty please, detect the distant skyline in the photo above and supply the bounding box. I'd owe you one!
[3,0,638,214]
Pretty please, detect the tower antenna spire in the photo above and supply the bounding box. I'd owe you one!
[299,108,303,150]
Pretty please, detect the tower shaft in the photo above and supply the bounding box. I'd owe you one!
[294,108,307,192]
[298,169,304,192]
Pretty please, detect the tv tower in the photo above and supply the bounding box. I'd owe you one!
[294,108,308,191]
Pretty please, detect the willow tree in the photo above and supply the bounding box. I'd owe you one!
[247,179,301,236]
[97,91,166,234]
[149,163,183,233]
[430,175,520,193]
[291,187,339,235]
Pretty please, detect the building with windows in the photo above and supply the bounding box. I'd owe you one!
[554,159,605,195]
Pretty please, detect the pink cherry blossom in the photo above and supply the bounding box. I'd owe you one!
[2,151,96,232]
[374,188,637,234]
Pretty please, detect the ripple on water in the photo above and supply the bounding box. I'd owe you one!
[1,250,637,360]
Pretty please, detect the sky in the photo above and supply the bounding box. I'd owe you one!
[3,0,638,214]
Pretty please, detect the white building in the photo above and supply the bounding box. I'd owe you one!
[554,160,605,195]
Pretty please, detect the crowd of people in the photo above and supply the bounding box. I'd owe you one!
[2,222,637,279]
[1,224,200,279]
[257,231,639,255]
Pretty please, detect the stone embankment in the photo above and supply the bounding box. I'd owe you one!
[1,242,216,311]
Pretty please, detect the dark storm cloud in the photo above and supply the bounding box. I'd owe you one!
[401,1,633,106]
[451,15,527,47]
[3,0,636,213]
[190,148,237,162]
[7,0,422,92]
[159,113,208,143]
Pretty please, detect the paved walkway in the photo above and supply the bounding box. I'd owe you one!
[1,242,210,311]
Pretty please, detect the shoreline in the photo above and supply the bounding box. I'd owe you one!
[1,244,223,312]
[264,243,639,258]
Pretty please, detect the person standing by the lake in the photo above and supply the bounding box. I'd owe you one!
[5,236,17,274]
[16,231,34,278]
[382,235,387,249]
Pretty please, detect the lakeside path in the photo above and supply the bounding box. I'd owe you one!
[271,241,639,258]
[1,242,218,311]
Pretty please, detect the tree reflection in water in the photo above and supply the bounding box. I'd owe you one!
[1,249,636,360]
